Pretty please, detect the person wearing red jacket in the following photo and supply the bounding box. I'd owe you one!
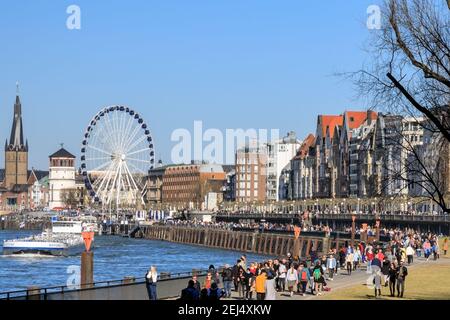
[376,249,385,262]
[366,248,375,274]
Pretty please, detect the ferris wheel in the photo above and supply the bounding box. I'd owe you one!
[80,106,155,210]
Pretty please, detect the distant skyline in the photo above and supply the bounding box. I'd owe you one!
[0,0,381,169]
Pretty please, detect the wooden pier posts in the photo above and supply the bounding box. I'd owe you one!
[322,236,330,255]
[81,251,94,289]
[81,232,94,289]
[138,225,334,259]
[375,218,381,242]
[292,226,301,259]
[361,223,368,243]
[251,232,258,252]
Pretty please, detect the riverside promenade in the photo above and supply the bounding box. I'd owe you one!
[206,257,450,301]
[3,256,447,301]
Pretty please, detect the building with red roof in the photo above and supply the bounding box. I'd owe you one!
[313,110,378,198]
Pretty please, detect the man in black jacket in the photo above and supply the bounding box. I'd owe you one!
[388,262,397,297]
[381,258,390,287]
[273,260,280,291]
[232,260,241,292]
[396,262,408,298]
[180,280,200,300]
[208,283,225,301]
[192,275,201,293]
[222,264,233,298]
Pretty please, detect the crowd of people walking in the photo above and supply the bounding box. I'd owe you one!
[177,232,446,301]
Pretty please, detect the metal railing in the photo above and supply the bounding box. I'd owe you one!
[314,213,450,223]
[215,212,450,223]
[0,270,209,300]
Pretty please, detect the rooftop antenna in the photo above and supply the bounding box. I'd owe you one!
[16,81,19,95]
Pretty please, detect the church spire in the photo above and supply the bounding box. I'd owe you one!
[7,82,26,151]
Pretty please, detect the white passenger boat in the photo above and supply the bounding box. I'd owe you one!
[2,221,90,257]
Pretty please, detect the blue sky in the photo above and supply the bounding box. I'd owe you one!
[0,0,381,169]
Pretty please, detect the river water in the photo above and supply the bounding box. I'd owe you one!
[0,230,269,293]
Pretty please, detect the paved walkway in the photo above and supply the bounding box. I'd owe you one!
[223,257,448,301]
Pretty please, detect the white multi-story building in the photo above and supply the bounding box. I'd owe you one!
[374,115,424,197]
[30,175,49,209]
[265,132,301,201]
[48,148,76,210]
[291,134,316,199]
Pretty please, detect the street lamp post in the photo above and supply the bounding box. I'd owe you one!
[351,214,356,247]
[390,197,394,213]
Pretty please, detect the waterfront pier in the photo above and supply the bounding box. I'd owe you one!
[136,225,336,258]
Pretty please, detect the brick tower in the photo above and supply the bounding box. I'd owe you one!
[4,84,28,189]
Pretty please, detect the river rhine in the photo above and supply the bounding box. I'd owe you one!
[0,230,269,293]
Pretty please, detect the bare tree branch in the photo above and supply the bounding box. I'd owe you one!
[387,72,450,141]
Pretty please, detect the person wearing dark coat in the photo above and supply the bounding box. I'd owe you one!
[221,264,233,298]
[372,257,382,269]
[207,283,225,301]
[200,288,209,301]
[396,262,408,298]
[180,280,200,300]
[388,263,397,297]
[232,260,241,291]
[192,275,201,293]
[381,258,390,287]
